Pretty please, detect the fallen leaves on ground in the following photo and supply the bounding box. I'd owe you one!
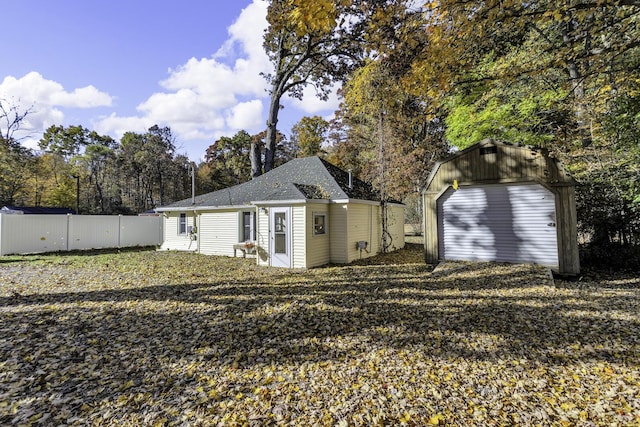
[1,247,639,426]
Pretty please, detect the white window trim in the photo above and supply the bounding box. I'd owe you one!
[313,212,327,236]
[178,213,187,235]
[240,210,256,242]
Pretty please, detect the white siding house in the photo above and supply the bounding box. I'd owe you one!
[156,157,405,268]
[160,212,198,252]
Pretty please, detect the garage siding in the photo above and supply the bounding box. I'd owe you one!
[438,183,559,267]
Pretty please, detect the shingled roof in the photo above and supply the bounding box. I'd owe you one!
[157,156,382,210]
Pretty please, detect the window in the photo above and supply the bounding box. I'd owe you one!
[178,213,187,235]
[313,213,327,235]
[242,211,256,241]
[480,145,498,155]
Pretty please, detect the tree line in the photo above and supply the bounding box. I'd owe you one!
[2,0,639,266]
[0,98,330,215]
[0,120,191,214]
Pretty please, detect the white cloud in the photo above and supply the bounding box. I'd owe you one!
[96,0,271,155]
[226,100,264,129]
[0,72,113,148]
[217,0,269,69]
[2,0,341,160]
[0,72,113,109]
[93,113,151,139]
[51,85,113,108]
[286,83,342,115]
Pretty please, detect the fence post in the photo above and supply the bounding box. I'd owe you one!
[118,215,122,248]
[66,213,71,252]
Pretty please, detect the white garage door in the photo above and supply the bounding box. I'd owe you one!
[437,183,559,266]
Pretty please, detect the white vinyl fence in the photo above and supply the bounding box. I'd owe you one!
[0,214,162,256]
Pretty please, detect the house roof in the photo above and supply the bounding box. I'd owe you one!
[1,206,76,215]
[157,156,383,210]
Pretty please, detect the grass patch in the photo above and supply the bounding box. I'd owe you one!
[1,247,639,425]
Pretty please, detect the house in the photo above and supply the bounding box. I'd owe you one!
[422,139,580,275]
[155,156,405,268]
[1,206,76,215]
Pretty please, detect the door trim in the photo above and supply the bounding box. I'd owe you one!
[269,207,291,267]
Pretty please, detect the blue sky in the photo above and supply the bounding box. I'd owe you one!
[0,0,339,161]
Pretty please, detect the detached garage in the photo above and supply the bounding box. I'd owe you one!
[423,139,580,275]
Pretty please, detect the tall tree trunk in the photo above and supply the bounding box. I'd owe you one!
[563,19,592,147]
[250,140,262,178]
[264,91,282,173]
[158,172,164,207]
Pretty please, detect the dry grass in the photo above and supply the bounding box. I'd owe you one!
[1,246,639,426]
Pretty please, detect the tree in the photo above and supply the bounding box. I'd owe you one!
[366,0,640,261]
[117,126,186,213]
[248,129,293,178]
[404,1,640,132]
[205,130,253,188]
[443,42,574,150]
[260,0,374,176]
[333,55,448,201]
[0,99,35,206]
[291,115,329,157]
[39,125,88,159]
[73,132,117,213]
[0,98,33,149]
[0,145,35,206]
[39,125,119,213]
[36,154,76,209]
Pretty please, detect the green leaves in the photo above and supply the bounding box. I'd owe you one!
[1,250,639,425]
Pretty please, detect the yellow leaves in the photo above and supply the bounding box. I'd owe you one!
[1,252,639,425]
[428,413,445,425]
[287,0,338,37]
[399,411,411,423]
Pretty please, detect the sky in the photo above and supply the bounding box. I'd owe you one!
[0,0,340,161]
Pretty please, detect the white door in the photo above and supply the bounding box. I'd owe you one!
[437,183,559,266]
[270,207,291,267]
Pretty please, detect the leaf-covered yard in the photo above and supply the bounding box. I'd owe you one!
[1,246,639,426]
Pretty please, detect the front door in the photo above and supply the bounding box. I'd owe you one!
[270,207,291,267]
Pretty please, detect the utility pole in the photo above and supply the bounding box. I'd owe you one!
[379,108,388,253]
[70,175,80,214]
[190,163,195,205]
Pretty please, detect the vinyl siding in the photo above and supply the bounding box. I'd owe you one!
[346,203,378,263]
[292,205,306,268]
[386,205,405,252]
[257,208,269,266]
[160,212,197,252]
[370,205,381,256]
[329,203,349,263]
[306,204,331,268]
[198,210,239,257]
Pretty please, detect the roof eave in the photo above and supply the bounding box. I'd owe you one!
[156,204,255,212]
